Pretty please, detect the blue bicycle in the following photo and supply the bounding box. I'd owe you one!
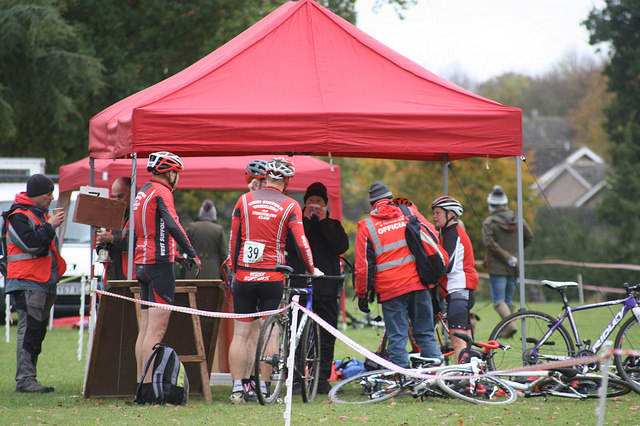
[487,280,640,394]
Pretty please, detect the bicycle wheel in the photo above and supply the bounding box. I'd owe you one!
[487,310,575,372]
[614,316,640,394]
[535,375,631,398]
[435,368,517,405]
[329,370,405,404]
[298,319,321,402]
[255,314,288,405]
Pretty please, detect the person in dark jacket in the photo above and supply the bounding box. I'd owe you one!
[4,174,66,393]
[481,185,533,337]
[96,177,132,282]
[185,200,228,279]
[286,182,349,394]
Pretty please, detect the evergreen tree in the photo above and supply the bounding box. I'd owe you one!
[585,1,640,263]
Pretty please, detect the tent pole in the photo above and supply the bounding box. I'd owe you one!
[442,154,448,195]
[126,154,137,280]
[89,157,95,279]
[516,156,525,310]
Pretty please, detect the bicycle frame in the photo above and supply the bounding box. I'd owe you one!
[532,287,640,359]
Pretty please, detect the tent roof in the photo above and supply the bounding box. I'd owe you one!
[58,155,343,220]
[89,0,521,162]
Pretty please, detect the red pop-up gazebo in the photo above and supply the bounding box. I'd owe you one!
[88,0,521,161]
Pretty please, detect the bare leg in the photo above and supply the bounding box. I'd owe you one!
[229,320,253,381]
[245,318,263,378]
[135,309,149,381]
[138,308,171,383]
[450,328,473,364]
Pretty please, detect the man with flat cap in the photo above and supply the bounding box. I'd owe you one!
[354,180,446,367]
[2,174,66,393]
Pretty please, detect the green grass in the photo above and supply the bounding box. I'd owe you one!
[1,301,639,425]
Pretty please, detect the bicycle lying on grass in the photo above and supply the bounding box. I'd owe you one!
[488,280,640,393]
[253,265,344,405]
[329,332,517,405]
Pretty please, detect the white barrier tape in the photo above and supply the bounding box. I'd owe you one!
[611,347,640,357]
[295,301,622,382]
[95,289,287,320]
[295,302,447,381]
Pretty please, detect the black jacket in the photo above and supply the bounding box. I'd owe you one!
[286,216,349,300]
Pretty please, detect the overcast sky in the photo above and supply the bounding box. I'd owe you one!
[355,0,609,82]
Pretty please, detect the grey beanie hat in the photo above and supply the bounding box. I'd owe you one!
[487,185,508,206]
[199,199,217,221]
[26,174,54,197]
[369,180,393,204]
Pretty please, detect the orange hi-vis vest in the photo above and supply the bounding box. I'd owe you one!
[6,208,67,282]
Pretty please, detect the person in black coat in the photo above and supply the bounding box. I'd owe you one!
[286,182,349,394]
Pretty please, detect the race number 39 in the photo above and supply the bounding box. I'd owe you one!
[243,240,265,263]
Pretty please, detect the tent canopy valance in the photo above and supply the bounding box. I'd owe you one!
[88,0,522,162]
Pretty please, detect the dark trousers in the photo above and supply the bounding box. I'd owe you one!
[312,296,339,382]
[12,290,56,386]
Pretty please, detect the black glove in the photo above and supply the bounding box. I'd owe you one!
[186,255,202,279]
[358,297,370,313]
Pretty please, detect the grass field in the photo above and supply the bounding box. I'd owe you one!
[1,300,639,425]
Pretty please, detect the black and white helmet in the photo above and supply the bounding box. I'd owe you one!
[431,196,463,217]
[265,157,295,179]
[147,151,183,174]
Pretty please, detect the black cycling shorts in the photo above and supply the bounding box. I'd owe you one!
[232,280,284,321]
[135,263,176,309]
[446,290,476,331]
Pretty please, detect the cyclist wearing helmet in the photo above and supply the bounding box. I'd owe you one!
[227,156,322,404]
[245,159,267,191]
[132,151,201,403]
[432,195,479,363]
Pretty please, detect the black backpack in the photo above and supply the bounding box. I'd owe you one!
[398,204,447,289]
[135,343,189,405]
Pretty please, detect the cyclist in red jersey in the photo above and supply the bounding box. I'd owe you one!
[132,151,201,404]
[227,157,322,404]
[432,196,479,363]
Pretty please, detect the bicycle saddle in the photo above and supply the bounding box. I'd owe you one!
[541,280,578,290]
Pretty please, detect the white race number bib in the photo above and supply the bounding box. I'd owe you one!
[243,240,265,263]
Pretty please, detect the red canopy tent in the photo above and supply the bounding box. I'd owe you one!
[88,0,522,161]
[58,155,342,219]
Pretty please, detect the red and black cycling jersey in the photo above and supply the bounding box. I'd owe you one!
[133,178,196,264]
[229,186,314,282]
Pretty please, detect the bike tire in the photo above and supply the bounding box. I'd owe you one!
[328,370,405,404]
[255,314,288,405]
[298,320,321,402]
[614,316,640,394]
[535,375,631,398]
[487,310,575,372]
[435,368,517,405]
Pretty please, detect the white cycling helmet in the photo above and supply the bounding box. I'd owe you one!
[431,195,463,217]
[147,151,184,174]
[265,157,295,179]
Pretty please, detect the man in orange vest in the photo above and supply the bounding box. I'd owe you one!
[355,181,446,367]
[3,174,66,393]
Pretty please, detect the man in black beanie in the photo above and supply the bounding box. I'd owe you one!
[286,181,349,393]
[3,174,66,392]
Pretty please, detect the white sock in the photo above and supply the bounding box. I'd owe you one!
[232,380,243,393]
